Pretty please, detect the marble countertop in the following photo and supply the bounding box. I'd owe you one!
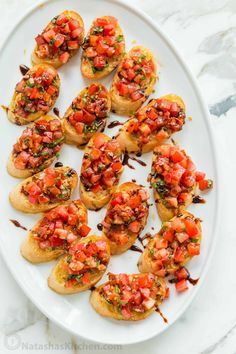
[0,0,235,353]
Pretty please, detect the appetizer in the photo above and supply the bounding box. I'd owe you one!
[102,182,149,254]
[149,144,197,221]
[110,46,157,116]
[48,235,110,294]
[8,64,60,125]
[9,166,78,213]
[138,212,202,280]
[21,200,88,263]
[81,16,125,79]
[116,94,185,153]
[32,10,84,68]
[7,115,64,178]
[63,83,111,146]
[90,272,167,321]
[80,133,123,210]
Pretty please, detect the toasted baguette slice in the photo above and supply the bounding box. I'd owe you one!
[7,115,64,178]
[138,212,202,276]
[9,166,78,213]
[31,11,84,68]
[110,46,157,116]
[102,182,149,254]
[8,64,60,125]
[48,235,110,294]
[116,94,185,154]
[80,133,123,210]
[149,144,197,221]
[90,273,167,321]
[63,83,111,146]
[20,199,88,263]
[81,16,125,79]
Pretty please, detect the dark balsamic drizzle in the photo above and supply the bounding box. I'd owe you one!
[155,307,168,323]
[188,277,199,286]
[53,107,60,117]
[107,120,124,129]
[129,245,143,253]
[131,179,136,183]
[55,161,63,167]
[138,233,152,247]
[90,285,96,291]
[97,223,103,231]
[193,195,206,204]
[19,64,30,75]
[10,219,27,231]
[122,152,147,170]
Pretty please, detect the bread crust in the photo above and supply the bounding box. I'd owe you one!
[110,46,157,116]
[31,11,84,68]
[90,275,166,321]
[81,16,125,79]
[8,64,60,125]
[102,182,149,255]
[138,212,202,274]
[48,235,110,294]
[79,133,123,210]
[7,115,64,178]
[63,84,111,147]
[9,166,78,213]
[116,94,185,154]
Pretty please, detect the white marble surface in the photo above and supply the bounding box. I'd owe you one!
[0,0,235,353]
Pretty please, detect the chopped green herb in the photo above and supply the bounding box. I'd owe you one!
[92,26,104,34]
[116,35,124,42]
[190,238,199,243]
[114,284,119,293]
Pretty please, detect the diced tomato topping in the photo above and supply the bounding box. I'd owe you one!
[198,179,213,191]
[128,221,141,233]
[59,52,70,63]
[80,224,91,237]
[195,171,206,181]
[175,267,189,280]
[175,279,188,293]
[187,243,200,256]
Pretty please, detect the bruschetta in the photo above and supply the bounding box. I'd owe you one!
[48,235,110,294]
[20,199,88,263]
[8,64,60,125]
[116,94,186,153]
[81,16,125,79]
[32,11,84,68]
[9,166,78,213]
[90,272,167,321]
[7,115,64,178]
[80,133,123,210]
[63,83,111,146]
[110,46,157,116]
[138,212,202,278]
[102,182,149,254]
[148,144,198,221]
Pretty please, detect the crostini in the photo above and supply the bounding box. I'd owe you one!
[81,16,125,79]
[90,272,167,321]
[148,144,198,221]
[32,11,84,68]
[21,199,88,263]
[63,83,111,146]
[7,115,64,178]
[8,64,60,125]
[80,133,123,210]
[116,94,186,153]
[102,182,149,254]
[138,212,202,278]
[110,46,157,116]
[48,235,110,294]
[9,166,78,213]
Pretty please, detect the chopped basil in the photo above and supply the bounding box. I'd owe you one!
[150,248,155,256]
[114,284,119,293]
[72,102,79,111]
[190,238,199,243]
[56,152,60,158]
[41,151,49,156]
[137,54,146,64]
[67,255,72,263]
[51,16,58,24]
[208,179,213,188]
[92,26,104,34]
[75,274,83,283]
[92,65,97,74]
[49,38,55,46]
[26,79,35,88]
[116,35,124,42]
[47,136,65,148]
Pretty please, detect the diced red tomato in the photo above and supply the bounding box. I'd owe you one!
[111,162,122,173]
[54,33,65,47]
[59,52,70,63]
[68,19,80,31]
[93,134,105,148]
[184,219,199,237]
[93,56,106,69]
[187,243,200,256]
[195,171,206,181]
[56,14,67,25]
[170,148,185,163]
[175,267,189,280]
[128,221,141,233]
[80,224,91,237]
[175,279,188,293]
[199,179,213,191]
